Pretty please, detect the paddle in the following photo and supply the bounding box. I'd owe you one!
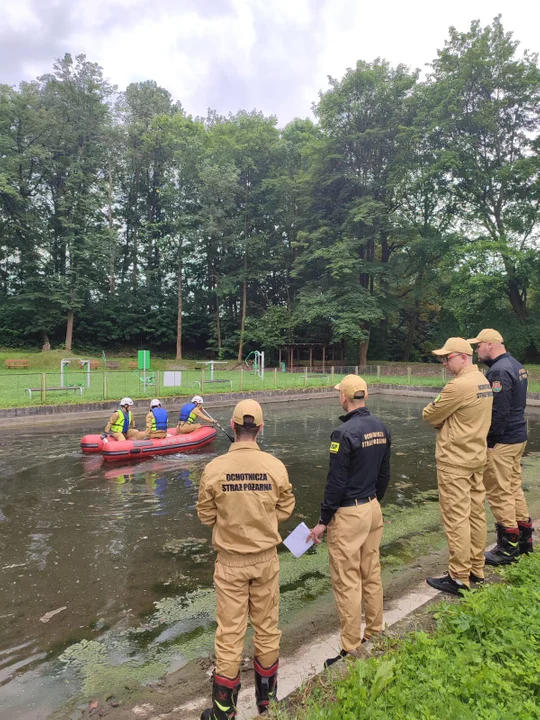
[204,411,234,443]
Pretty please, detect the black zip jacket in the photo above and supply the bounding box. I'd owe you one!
[484,352,528,447]
[319,407,391,526]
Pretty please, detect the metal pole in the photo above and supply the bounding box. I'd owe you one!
[103,372,108,400]
[407,366,412,384]
[330,366,335,382]
[274,367,277,389]
[41,373,47,403]
[377,365,381,381]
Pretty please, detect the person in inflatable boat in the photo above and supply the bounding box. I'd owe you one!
[177,395,214,434]
[102,398,139,441]
[143,399,169,440]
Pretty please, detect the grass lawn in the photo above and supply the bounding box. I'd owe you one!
[0,349,538,408]
[270,552,540,719]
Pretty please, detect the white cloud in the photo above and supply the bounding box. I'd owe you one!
[1,0,539,125]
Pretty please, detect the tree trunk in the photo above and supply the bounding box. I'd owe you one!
[216,293,222,357]
[108,168,116,294]
[403,308,418,362]
[237,253,247,363]
[359,324,371,366]
[506,276,528,322]
[176,259,183,360]
[65,309,74,352]
[237,213,249,363]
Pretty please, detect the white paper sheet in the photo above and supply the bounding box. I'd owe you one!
[283,522,314,558]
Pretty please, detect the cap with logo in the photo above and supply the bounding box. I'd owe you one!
[334,374,368,399]
[466,328,504,344]
[432,338,473,356]
[232,399,263,426]
[150,398,161,407]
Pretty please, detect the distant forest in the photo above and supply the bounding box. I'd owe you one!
[1,17,539,363]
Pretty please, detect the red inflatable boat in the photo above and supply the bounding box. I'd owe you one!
[80,426,217,462]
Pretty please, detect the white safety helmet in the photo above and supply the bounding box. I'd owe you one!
[191,395,204,404]
[120,397,134,407]
[151,398,161,407]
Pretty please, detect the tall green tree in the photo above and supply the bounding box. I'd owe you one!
[427,16,540,346]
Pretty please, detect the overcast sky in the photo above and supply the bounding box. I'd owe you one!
[1,0,539,125]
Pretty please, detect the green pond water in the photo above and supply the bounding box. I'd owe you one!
[1,395,539,718]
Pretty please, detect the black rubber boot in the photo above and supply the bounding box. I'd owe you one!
[200,672,241,720]
[485,523,520,566]
[254,658,278,715]
[517,519,534,555]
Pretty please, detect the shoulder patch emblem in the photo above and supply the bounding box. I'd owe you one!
[492,381,502,393]
[329,441,340,454]
[434,394,441,404]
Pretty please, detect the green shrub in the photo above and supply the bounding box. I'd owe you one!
[281,552,540,719]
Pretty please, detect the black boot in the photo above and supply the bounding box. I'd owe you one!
[517,518,534,555]
[200,672,241,720]
[254,658,278,715]
[485,523,520,566]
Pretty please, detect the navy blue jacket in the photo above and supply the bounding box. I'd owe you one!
[319,407,391,526]
[484,352,528,447]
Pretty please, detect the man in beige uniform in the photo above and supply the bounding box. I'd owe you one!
[197,400,295,719]
[423,338,493,595]
[102,398,139,441]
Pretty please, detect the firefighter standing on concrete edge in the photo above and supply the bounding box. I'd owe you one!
[423,338,493,595]
[307,374,391,668]
[467,328,534,562]
[196,399,295,719]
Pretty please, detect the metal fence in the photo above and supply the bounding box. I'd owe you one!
[1,362,538,407]
[0,367,337,407]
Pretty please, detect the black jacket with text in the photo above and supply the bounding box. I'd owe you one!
[484,352,528,447]
[319,407,391,526]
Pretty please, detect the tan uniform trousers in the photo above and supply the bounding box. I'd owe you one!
[177,422,201,434]
[214,549,280,679]
[327,498,383,652]
[111,429,140,442]
[146,430,167,439]
[483,442,529,527]
[437,465,486,585]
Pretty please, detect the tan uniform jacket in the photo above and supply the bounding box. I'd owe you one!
[196,442,295,555]
[194,406,212,422]
[422,365,493,471]
[104,410,136,434]
[144,411,168,438]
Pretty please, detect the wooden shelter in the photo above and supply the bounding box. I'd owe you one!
[278,343,343,372]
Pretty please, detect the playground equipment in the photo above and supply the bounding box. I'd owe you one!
[201,360,227,380]
[60,358,91,388]
[245,351,265,380]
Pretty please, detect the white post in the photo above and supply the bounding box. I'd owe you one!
[143,353,146,394]
[260,351,265,380]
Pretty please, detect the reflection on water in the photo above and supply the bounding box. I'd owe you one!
[0,396,539,717]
